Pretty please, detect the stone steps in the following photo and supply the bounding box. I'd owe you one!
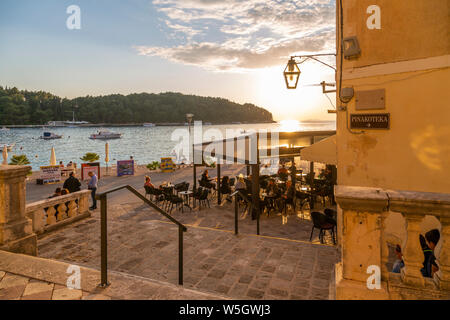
[0,249,228,300]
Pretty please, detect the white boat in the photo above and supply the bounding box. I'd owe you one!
[1,127,10,131]
[64,110,89,126]
[89,130,122,140]
[40,132,63,140]
[1,144,14,151]
[143,123,155,127]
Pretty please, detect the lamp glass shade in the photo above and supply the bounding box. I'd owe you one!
[283,58,301,89]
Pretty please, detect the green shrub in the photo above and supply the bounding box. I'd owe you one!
[147,161,160,170]
[9,154,30,165]
[80,152,100,162]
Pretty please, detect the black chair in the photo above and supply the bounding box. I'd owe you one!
[167,193,184,213]
[310,211,336,244]
[144,186,153,200]
[196,188,210,209]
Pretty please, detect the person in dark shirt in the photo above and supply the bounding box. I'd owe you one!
[421,229,440,278]
[220,176,232,202]
[201,170,216,190]
[63,172,81,193]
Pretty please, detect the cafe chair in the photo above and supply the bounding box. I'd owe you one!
[310,211,337,244]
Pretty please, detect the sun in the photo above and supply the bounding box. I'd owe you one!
[279,120,301,132]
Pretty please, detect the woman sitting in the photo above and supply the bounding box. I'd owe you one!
[220,176,232,202]
[144,176,155,189]
[201,170,216,190]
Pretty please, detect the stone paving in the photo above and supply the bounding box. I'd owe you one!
[0,271,89,300]
[37,201,339,300]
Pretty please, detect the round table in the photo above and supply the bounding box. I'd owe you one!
[178,191,193,211]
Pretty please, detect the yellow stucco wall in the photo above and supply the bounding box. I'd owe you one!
[336,0,450,193]
[343,0,449,67]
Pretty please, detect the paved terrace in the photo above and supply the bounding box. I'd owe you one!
[25,164,339,300]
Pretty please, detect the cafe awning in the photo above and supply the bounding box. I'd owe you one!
[300,135,337,165]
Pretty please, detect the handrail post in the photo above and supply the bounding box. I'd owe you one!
[235,193,238,235]
[100,194,109,287]
[178,225,184,285]
[257,208,260,236]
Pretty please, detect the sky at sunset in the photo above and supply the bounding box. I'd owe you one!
[0,0,337,121]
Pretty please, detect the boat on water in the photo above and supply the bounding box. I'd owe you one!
[1,127,10,131]
[1,143,15,151]
[40,132,63,140]
[64,110,89,126]
[89,130,122,140]
[143,123,156,127]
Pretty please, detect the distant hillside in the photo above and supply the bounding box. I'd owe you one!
[0,87,273,125]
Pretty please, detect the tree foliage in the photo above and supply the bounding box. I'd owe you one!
[9,154,31,165]
[80,153,100,162]
[0,86,273,125]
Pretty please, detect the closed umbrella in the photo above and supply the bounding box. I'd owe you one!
[105,142,109,163]
[2,145,7,165]
[50,147,57,165]
[105,142,110,175]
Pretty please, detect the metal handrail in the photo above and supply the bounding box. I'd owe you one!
[95,185,187,287]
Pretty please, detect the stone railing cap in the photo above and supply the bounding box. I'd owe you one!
[0,165,31,177]
[25,190,90,212]
[335,185,388,212]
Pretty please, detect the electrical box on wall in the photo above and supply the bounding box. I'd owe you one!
[343,36,361,59]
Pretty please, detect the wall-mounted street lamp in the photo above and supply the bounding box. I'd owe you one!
[283,53,336,90]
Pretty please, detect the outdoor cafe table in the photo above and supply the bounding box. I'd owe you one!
[178,191,193,212]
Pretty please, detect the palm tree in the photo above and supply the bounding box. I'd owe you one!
[80,152,100,162]
[9,154,30,165]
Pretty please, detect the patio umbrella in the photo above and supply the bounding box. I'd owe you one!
[2,145,7,165]
[50,147,57,165]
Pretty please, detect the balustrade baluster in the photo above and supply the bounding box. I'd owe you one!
[57,203,68,221]
[46,206,57,225]
[436,217,450,290]
[400,214,425,287]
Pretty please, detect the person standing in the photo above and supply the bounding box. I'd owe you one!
[63,172,81,193]
[87,171,98,210]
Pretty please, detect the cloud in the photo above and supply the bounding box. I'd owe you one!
[138,0,336,71]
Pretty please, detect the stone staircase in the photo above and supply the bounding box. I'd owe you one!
[0,249,228,300]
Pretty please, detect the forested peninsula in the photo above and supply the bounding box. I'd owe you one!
[0,86,273,125]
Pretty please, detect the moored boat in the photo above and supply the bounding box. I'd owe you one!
[89,130,122,140]
[143,123,156,127]
[40,132,63,140]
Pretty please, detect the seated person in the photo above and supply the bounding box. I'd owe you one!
[392,244,404,273]
[234,175,246,191]
[220,176,232,202]
[200,170,216,190]
[144,175,155,189]
[49,187,62,198]
[421,229,440,278]
[278,180,295,213]
[220,176,232,194]
[277,165,288,181]
[266,179,280,197]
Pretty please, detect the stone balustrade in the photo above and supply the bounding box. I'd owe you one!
[335,185,450,300]
[25,190,91,235]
